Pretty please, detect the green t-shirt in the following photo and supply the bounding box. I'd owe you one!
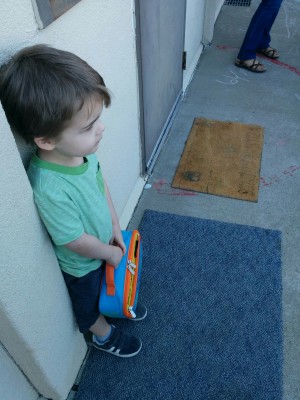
[27,153,113,277]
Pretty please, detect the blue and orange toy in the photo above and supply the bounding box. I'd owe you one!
[99,230,143,319]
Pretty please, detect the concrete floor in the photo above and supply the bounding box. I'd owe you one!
[129,0,300,399]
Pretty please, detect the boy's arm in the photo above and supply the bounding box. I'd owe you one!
[65,233,123,267]
[104,180,126,255]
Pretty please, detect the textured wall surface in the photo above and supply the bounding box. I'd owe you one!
[0,0,140,399]
[0,344,39,400]
[203,0,224,44]
[183,0,206,89]
[0,113,87,399]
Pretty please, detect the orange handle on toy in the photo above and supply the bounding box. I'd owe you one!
[105,264,115,296]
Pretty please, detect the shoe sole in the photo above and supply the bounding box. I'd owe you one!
[92,341,142,357]
[127,307,148,321]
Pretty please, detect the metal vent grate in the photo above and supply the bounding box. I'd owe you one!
[224,0,251,6]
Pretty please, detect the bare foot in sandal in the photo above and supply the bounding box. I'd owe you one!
[257,47,280,59]
[235,58,266,73]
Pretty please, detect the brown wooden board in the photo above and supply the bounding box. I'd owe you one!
[172,118,264,202]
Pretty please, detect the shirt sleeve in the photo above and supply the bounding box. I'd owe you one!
[34,190,84,246]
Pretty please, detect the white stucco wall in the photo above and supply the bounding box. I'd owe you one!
[0,344,39,400]
[0,0,141,399]
[0,108,87,400]
[0,0,143,222]
[203,0,224,44]
[183,0,206,90]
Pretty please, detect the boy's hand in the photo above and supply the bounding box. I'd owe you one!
[107,245,123,268]
[65,233,123,266]
[111,228,126,255]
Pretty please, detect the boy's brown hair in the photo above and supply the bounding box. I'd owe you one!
[0,44,111,143]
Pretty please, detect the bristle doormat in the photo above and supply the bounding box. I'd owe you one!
[75,210,282,400]
[172,118,264,202]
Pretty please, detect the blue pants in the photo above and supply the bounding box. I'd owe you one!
[238,0,283,60]
[62,264,103,333]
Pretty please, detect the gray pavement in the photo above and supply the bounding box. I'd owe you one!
[129,1,300,398]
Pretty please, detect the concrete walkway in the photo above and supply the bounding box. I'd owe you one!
[129,0,300,399]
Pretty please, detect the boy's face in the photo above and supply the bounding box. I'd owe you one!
[52,98,105,158]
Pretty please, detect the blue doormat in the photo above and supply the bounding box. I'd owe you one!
[75,210,282,400]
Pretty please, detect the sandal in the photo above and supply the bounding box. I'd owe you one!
[235,59,266,73]
[257,47,279,59]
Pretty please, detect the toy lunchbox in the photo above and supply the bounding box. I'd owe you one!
[99,230,142,319]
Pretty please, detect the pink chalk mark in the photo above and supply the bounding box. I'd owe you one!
[153,179,167,192]
[268,58,300,76]
[168,191,197,196]
[153,179,197,196]
[260,177,272,187]
[216,45,236,52]
[283,165,300,177]
[260,166,300,187]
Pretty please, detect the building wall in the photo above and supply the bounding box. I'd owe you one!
[0,344,39,400]
[183,0,206,90]
[0,0,223,398]
[0,0,141,399]
[203,0,224,44]
[183,0,224,90]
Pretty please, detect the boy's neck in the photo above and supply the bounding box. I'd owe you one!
[37,149,85,167]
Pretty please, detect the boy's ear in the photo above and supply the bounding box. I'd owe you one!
[34,136,57,151]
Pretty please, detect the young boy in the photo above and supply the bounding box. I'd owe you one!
[0,44,146,357]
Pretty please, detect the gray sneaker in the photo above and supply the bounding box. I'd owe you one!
[92,325,142,357]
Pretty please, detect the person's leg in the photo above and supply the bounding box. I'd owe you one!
[62,266,104,333]
[237,0,283,61]
[63,267,142,357]
[257,0,283,50]
[90,313,143,358]
[89,314,111,337]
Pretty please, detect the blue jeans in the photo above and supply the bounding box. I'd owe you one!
[237,0,283,60]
